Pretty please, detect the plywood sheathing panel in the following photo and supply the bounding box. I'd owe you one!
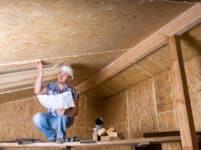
[96,64,150,97]
[0,92,104,150]
[185,56,201,130]
[85,23,201,99]
[181,23,201,61]
[158,111,178,132]
[87,45,170,98]
[102,92,128,138]
[85,91,103,139]
[0,96,86,140]
[0,50,126,92]
[162,142,182,150]
[0,88,34,104]
[0,50,127,75]
[147,45,171,71]
[154,71,173,112]
[127,79,158,138]
[98,23,201,147]
[67,94,87,139]
[0,0,191,64]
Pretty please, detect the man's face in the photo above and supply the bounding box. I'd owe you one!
[57,72,70,84]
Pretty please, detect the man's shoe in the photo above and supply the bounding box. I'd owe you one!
[56,138,64,144]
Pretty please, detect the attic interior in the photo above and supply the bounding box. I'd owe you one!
[0,1,201,150]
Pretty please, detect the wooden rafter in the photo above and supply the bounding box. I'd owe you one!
[76,3,201,94]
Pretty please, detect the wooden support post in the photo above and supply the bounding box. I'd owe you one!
[168,35,198,150]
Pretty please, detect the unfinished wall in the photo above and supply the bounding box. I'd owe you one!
[100,24,201,150]
[0,4,200,150]
[101,79,159,150]
[0,92,103,150]
[0,0,191,64]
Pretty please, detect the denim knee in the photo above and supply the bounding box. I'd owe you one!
[32,112,44,127]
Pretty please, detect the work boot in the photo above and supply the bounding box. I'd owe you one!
[56,138,65,144]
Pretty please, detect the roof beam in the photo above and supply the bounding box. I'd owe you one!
[76,3,201,94]
[0,67,57,93]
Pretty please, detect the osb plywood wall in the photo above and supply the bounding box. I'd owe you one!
[0,0,190,64]
[100,24,201,150]
[0,9,200,150]
[0,93,103,150]
[0,0,192,101]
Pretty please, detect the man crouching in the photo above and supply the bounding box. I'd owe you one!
[32,61,78,144]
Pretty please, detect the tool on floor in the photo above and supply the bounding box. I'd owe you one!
[65,136,78,142]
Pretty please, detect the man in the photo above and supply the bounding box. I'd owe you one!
[32,61,78,144]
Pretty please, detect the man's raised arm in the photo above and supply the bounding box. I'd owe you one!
[34,61,47,95]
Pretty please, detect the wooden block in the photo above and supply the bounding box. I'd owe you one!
[106,127,115,134]
[101,136,110,141]
[101,136,119,141]
[109,137,119,141]
[108,132,118,138]
[92,132,98,141]
[97,128,106,136]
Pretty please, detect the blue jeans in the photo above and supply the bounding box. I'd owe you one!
[33,112,68,141]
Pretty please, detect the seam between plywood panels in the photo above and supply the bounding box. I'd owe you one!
[151,78,160,131]
[147,57,166,71]
[135,64,160,131]
[84,94,87,138]
[125,91,131,139]
[0,48,129,68]
[0,96,35,105]
[168,70,179,130]
[135,64,153,77]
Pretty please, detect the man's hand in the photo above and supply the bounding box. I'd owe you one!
[57,100,78,117]
[57,108,65,115]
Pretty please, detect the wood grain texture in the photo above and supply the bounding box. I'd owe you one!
[0,0,190,64]
[154,71,173,112]
[0,92,103,150]
[185,56,201,131]
[126,79,158,138]
[103,92,129,138]
[0,136,182,148]
[169,35,198,150]
[158,111,178,132]
[77,3,201,94]
[162,142,182,150]
[0,50,126,94]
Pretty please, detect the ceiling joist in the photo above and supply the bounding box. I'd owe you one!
[76,3,201,94]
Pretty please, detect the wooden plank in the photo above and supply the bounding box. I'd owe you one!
[0,50,126,94]
[0,67,57,92]
[76,3,201,94]
[0,136,181,148]
[168,35,198,150]
[143,131,201,138]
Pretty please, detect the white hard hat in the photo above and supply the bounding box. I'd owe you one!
[59,64,74,80]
